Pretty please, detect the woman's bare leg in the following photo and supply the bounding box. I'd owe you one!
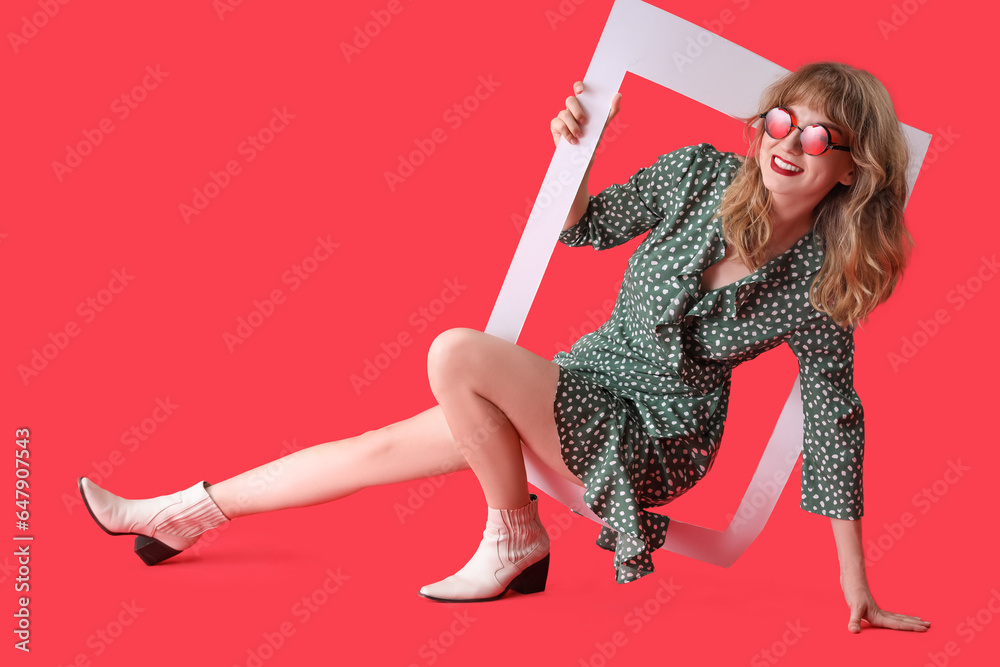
[426,327,585,510]
[205,326,583,520]
[205,405,470,519]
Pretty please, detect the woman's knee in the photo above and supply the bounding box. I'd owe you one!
[426,327,482,393]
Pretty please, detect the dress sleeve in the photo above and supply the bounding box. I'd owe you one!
[786,317,865,520]
[558,143,708,250]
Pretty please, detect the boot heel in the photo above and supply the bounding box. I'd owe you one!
[134,535,182,566]
[509,554,549,595]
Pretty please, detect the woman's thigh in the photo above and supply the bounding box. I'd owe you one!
[427,327,584,488]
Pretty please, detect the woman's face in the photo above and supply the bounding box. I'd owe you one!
[757,100,856,203]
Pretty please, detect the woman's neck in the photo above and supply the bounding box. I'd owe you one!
[766,195,815,254]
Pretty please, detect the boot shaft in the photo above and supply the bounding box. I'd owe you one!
[487,493,549,566]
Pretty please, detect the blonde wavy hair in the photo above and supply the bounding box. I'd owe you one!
[713,61,914,330]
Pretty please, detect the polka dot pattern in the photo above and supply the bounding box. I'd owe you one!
[552,143,865,584]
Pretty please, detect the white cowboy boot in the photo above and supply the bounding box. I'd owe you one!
[78,477,230,565]
[419,493,550,602]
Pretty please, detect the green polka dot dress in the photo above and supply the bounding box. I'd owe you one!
[552,143,865,584]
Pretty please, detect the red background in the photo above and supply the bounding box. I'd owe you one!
[3,0,996,665]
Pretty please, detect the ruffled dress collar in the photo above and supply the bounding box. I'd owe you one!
[662,217,825,326]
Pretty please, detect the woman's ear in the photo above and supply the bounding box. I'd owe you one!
[840,167,855,187]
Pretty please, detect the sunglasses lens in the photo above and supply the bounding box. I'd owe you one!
[800,125,830,155]
[764,108,791,139]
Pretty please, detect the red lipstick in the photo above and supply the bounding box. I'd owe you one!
[770,154,803,176]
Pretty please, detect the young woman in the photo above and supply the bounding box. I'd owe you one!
[78,61,930,633]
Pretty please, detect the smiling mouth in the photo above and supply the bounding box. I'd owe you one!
[771,155,803,175]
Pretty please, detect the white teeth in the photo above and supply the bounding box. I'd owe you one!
[774,156,803,172]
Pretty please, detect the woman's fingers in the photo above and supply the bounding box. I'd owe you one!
[609,92,622,121]
[560,105,584,137]
[888,611,931,623]
[847,607,864,633]
[552,82,586,146]
[551,113,579,146]
[886,611,932,628]
[880,613,931,632]
[871,608,932,632]
[566,95,587,126]
[551,80,622,147]
[879,609,931,626]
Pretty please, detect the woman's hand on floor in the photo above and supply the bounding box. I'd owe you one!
[841,574,931,633]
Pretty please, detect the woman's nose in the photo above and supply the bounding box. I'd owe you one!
[778,128,804,154]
